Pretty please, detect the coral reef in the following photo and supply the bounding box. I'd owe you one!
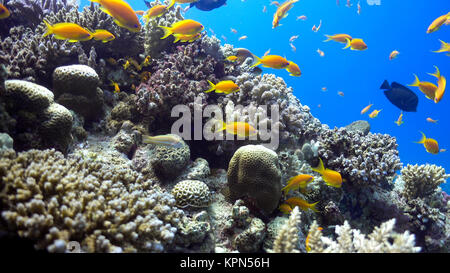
[171,180,211,208]
[271,206,302,253]
[399,164,449,199]
[150,134,190,180]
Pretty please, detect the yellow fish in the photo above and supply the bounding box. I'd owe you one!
[42,20,93,42]
[415,131,439,154]
[0,4,10,19]
[110,80,120,94]
[215,121,258,138]
[173,32,202,43]
[360,103,373,115]
[279,203,293,214]
[143,134,184,148]
[281,174,314,195]
[143,5,168,24]
[285,197,319,213]
[226,56,238,62]
[89,0,141,32]
[343,38,367,51]
[369,109,382,118]
[409,74,437,101]
[92,29,115,43]
[311,158,344,188]
[306,227,323,252]
[324,34,353,44]
[123,60,131,70]
[428,66,446,103]
[141,56,151,67]
[427,12,450,34]
[168,0,199,9]
[389,50,400,60]
[394,112,404,126]
[250,55,290,69]
[272,0,300,29]
[432,40,450,55]
[286,61,302,77]
[159,19,204,39]
[205,80,240,95]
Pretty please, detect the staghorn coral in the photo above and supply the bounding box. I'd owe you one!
[171,180,211,208]
[227,145,282,215]
[0,149,186,253]
[317,127,402,186]
[307,219,421,253]
[271,206,302,253]
[398,164,449,199]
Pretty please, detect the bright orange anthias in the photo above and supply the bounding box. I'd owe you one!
[272,0,299,28]
[89,0,141,32]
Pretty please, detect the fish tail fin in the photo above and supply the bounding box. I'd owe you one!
[343,37,351,49]
[281,185,290,195]
[415,131,426,144]
[380,80,390,90]
[158,25,173,39]
[409,74,420,87]
[310,202,320,213]
[168,0,176,9]
[428,65,441,79]
[204,80,216,93]
[173,35,180,43]
[311,158,325,174]
[88,0,101,3]
[42,19,53,37]
[213,120,227,134]
[249,55,262,68]
[323,34,332,42]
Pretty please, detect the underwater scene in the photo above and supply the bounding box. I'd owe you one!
[0,0,449,255]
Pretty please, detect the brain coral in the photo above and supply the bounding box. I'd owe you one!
[171,180,211,208]
[227,145,282,215]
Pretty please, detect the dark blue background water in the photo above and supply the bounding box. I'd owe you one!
[81,0,450,192]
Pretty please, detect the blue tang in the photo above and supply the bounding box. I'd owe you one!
[190,0,227,11]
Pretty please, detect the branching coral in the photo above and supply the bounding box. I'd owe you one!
[272,206,302,253]
[399,164,449,199]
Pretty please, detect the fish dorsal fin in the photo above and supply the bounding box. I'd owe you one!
[380,80,390,90]
[99,7,113,17]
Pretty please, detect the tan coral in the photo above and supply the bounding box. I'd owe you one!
[400,164,449,199]
[171,180,211,208]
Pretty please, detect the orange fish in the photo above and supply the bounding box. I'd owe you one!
[173,32,201,43]
[306,226,323,252]
[286,61,301,76]
[427,12,450,34]
[238,35,248,41]
[409,74,437,101]
[312,20,322,32]
[89,0,141,32]
[324,34,352,44]
[369,109,382,118]
[279,203,292,214]
[215,121,258,138]
[428,66,446,103]
[426,117,438,124]
[317,48,325,57]
[415,131,439,154]
[394,112,404,126]
[110,80,120,94]
[272,0,299,29]
[360,103,373,115]
[91,29,115,43]
[312,158,344,188]
[281,174,314,195]
[321,87,327,92]
[159,19,204,39]
[285,197,319,213]
[343,38,367,50]
[226,56,238,62]
[389,50,400,60]
[205,80,240,95]
[231,28,237,34]
[250,55,290,69]
[337,91,344,97]
[143,5,168,22]
[296,15,307,21]
[0,4,10,19]
[42,20,93,42]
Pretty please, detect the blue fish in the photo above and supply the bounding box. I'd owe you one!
[380,80,418,112]
[190,0,227,11]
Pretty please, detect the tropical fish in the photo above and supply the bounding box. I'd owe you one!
[324,34,352,44]
[89,0,141,32]
[231,28,237,34]
[426,12,450,34]
[440,149,447,153]
[380,80,418,112]
[432,40,450,55]
[173,32,202,43]
[357,1,361,15]
[317,48,325,57]
[394,112,404,126]
[321,87,327,92]
[159,19,204,39]
[234,48,255,65]
[92,29,115,43]
[285,197,319,213]
[286,61,301,77]
[343,38,367,50]
[272,0,299,29]
[296,15,307,21]
[312,20,322,32]
[141,56,151,67]
[168,0,199,9]
[279,203,292,214]
[428,65,446,103]
[135,10,146,16]
[306,227,323,252]
[123,60,131,70]
[360,103,373,115]
[281,174,314,195]
[110,80,120,94]
[263,48,271,57]
[0,4,10,19]
[312,158,344,188]
[408,74,437,101]
[42,20,93,42]
[289,35,299,43]
[205,80,240,95]
[415,132,439,154]
[238,35,248,41]
[290,43,296,52]
[189,0,227,11]
[426,117,438,124]
[369,109,382,118]
[337,91,344,97]
[215,121,258,138]
[143,5,168,23]
[263,6,267,13]
[142,134,184,148]
[226,56,238,62]
[389,50,400,60]
[250,55,290,69]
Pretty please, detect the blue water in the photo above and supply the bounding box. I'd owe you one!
[82,0,450,192]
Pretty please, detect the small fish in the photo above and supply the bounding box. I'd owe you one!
[141,56,151,67]
[263,48,271,57]
[289,43,296,52]
[0,4,10,19]
[369,109,382,118]
[272,0,299,29]
[142,134,184,148]
[360,103,373,114]
[135,10,146,16]
[42,20,93,42]
[426,117,438,124]
[159,19,204,39]
[357,1,361,15]
[306,227,323,252]
[409,74,437,101]
[321,87,327,92]
[262,6,267,13]
[346,0,352,7]
[317,48,325,57]
[312,158,344,188]
[123,60,131,70]
[428,65,446,103]
[215,121,258,138]
[312,20,322,32]
[226,56,238,62]
[173,32,202,43]
[110,80,120,94]
[415,131,439,154]
[92,29,115,43]
[250,55,290,69]
[324,34,353,44]
[279,203,292,214]
[427,12,450,34]
[205,80,240,95]
[296,15,307,21]
[389,50,400,60]
[89,0,141,32]
[343,38,367,50]
[238,35,248,41]
[234,48,255,65]
[231,28,238,34]
[440,149,447,153]
[281,174,314,195]
[143,5,168,23]
[394,111,404,126]
[337,91,344,97]
[285,197,319,213]
[289,35,299,43]
[432,40,450,55]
